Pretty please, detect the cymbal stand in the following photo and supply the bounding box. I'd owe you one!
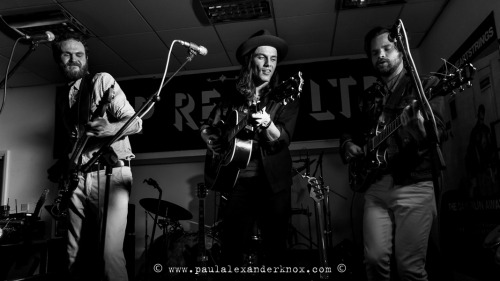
[143,178,162,281]
[288,206,314,249]
[311,151,347,250]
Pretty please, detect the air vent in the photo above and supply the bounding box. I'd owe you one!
[199,0,272,24]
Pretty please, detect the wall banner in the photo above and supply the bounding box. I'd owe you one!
[123,58,374,154]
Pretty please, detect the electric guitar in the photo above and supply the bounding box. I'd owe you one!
[204,72,303,192]
[51,85,115,218]
[348,63,476,192]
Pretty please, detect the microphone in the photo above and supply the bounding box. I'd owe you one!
[177,40,208,56]
[387,19,402,43]
[24,31,56,43]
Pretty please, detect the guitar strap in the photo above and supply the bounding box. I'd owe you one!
[70,73,94,164]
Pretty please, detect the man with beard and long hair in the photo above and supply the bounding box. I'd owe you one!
[339,26,445,280]
[200,30,299,270]
[49,32,142,281]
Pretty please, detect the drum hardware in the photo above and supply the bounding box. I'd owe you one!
[288,206,314,249]
[244,223,263,267]
[140,178,193,281]
[139,198,193,221]
[296,151,347,279]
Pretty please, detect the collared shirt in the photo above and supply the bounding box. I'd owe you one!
[60,72,142,164]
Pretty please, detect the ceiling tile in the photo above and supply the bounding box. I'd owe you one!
[61,0,152,36]
[400,0,447,33]
[276,13,336,46]
[130,0,204,30]
[273,0,336,18]
[286,42,332,61]
[101,32,168,62]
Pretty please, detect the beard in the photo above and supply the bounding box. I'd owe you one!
[375,57,402,77]
[60,61,88,81]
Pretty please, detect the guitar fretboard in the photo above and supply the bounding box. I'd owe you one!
[368,116,402,152]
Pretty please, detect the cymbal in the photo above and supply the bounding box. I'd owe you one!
[139,198,193,220]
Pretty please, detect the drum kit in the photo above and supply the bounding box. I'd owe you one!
[138,196,221,279]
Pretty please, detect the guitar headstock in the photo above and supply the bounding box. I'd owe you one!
[273,71,304,105]
[307,176,325,203]
[197,183,207,199]
[430,63,476,98]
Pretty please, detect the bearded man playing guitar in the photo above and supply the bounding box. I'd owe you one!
[200,29,300,269]
[49,32,142,281]
[340,26,446,281]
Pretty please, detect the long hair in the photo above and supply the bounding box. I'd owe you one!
[235,50,279,107]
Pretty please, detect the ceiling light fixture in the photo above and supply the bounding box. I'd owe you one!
[198,0,273,24]
[0,7,92,42]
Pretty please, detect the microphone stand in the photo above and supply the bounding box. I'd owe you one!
[0,41,40,89]
[392,19,445,199]
[392,19,447,268]
[80,50,199,280]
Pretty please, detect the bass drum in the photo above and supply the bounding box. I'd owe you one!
[167,232,221,268]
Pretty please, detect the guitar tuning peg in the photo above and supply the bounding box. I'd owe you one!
[459,86,464,92]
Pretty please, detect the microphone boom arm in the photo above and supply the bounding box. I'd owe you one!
[81,50,197,173]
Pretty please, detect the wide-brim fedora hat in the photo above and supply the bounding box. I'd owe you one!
[236,29,288,65]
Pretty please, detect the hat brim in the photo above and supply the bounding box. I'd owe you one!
[236,35,288,65]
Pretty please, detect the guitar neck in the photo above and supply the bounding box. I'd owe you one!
[368,115,402,152]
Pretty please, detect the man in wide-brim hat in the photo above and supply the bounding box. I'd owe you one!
[236,29,288,65]
[200,29,300,269]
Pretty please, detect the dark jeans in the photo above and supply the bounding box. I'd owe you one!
[220,175,291,267]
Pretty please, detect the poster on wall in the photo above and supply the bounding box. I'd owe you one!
[120,58,374,154]
[440,11,500,279]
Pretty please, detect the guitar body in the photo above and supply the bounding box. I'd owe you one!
[349,125,389,192]
[348,152,386,192]
[205,109,253,192]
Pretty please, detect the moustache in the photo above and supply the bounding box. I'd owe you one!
[65,62,82,67]
[376,59,389,65]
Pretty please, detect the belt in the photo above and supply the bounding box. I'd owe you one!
[88,159,131,173]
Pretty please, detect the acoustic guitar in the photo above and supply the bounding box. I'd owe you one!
[204,72,303,192]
